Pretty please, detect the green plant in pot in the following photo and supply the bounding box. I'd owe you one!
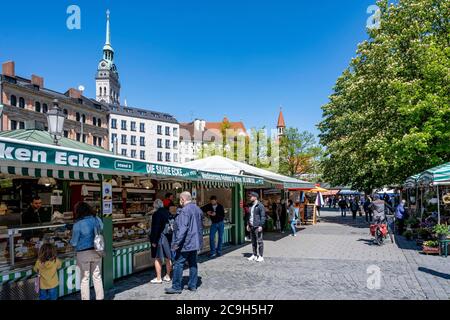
[418,228,431,240]
[423,240,439,248]
[433,224,449,240]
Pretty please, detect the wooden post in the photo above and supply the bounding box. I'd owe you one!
[313,204,317,225]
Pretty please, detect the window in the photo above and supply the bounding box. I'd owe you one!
[173,128,178,137]
[10,120,17,130]
[111,119,117,129]
[121,135,127,145]
[97,119,102,127]
[82,134,87,143]
[157,139,162,148]
[165,140,170,149]
[64,130,69,138]
[98,137,102,147]
[76,133,81,141]
[93,117,97,126]
[19,97,25,108]
[76,113,80,122]
[157,152,163,162]
[121,120,127,130]
[93,136,98,146]
[140,151,145,160]
[140,137,145,146]
[165,127,170,136]
[121,149,127,156]
[81,114,86,124]
[63,109,68,117]
[131,150,137,159]
[35,102,41,113]
[111,133,117,143]
[10,95,17,106]
[43,104,48,113]
[173,141,178,149]
[131,136,136,146]
[19,122,25,129]
[157,125,162,135]
[165,153,171,162]
[140,123,145,133]
[173,153,178,163]
[131,122,136,131]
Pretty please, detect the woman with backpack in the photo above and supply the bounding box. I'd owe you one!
[149,199,173,284]
[70,202,104,300]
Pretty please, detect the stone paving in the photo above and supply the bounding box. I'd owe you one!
[66,209,450,300]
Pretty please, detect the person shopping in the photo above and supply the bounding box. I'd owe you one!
[149,199,173,284]
[34,243,62,300]
[70,202,104,300]
[288,200,298,237]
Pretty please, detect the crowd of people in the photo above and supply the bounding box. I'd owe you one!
[32,190,273,299]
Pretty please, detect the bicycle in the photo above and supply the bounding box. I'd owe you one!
[370,215,394,245]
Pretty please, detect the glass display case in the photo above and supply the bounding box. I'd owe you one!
[1,222,75,272]
[112,217,150,248]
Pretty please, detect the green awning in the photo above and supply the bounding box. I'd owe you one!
[419,163,450,186]
[404,174,420,188]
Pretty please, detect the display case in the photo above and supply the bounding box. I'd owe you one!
[112,217,150,248]
[1,222,75,272]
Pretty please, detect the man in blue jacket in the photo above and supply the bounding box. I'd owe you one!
[165,192,203,294]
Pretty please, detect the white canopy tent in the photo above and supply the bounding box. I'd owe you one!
[183,156,314,189]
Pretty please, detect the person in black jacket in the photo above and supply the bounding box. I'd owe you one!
[247,192,266,262]
[202,196,225,258]
[149,199,173,284]
[22,196,50,225]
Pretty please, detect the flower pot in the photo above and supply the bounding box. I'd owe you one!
[422,246,440,255]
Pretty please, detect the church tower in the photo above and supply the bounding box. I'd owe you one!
[277,107,286,138]
[96,10,120,105]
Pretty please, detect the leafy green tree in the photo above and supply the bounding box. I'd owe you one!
[319,0,449,192]
[279,128,323,178]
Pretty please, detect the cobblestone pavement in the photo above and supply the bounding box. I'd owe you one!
[67,209,450,300]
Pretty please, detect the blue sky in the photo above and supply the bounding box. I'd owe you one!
[0,0,376,136]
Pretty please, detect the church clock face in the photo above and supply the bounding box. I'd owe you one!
[101,62,107,68]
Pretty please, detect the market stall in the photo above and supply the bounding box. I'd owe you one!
[183,155,314,234]
[0,132,265,299]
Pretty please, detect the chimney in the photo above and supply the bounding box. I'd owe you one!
[66,88,82,99]
[2,61,15,77]
[31,75,44,88]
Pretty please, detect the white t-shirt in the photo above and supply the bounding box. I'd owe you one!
[249,201,258,226]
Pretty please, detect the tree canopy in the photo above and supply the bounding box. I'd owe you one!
[318,0,450,192]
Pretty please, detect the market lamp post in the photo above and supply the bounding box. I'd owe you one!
[46,99,66,145]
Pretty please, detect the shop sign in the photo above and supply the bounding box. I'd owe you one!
[146,164,197,178]
[114,160,133,171]
[102,179,113,215]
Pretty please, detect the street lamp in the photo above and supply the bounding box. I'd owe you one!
[46,99,66,145]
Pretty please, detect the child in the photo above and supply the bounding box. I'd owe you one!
[33,243,62,300]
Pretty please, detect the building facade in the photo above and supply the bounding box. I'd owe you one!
[179,117,247,163]
[0,61,109,149]
[109,107,179,163]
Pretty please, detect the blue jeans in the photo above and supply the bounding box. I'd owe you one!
[172,250,198,291]
[290,220,297,235]
[209,221,224,255]
[39,286,58,300]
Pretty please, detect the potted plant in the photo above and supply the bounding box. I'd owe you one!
[433,224,449,241]
[422,240,440,255]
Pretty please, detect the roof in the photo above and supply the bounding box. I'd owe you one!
[108,104,178,124]
[0,130,112,154]
[183,155,314,188]
[277,109,286,128]
[204,117,247,134]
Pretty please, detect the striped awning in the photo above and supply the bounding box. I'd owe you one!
[404,174,420,188]
[419,163,450,186]
[0,165,102,181]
